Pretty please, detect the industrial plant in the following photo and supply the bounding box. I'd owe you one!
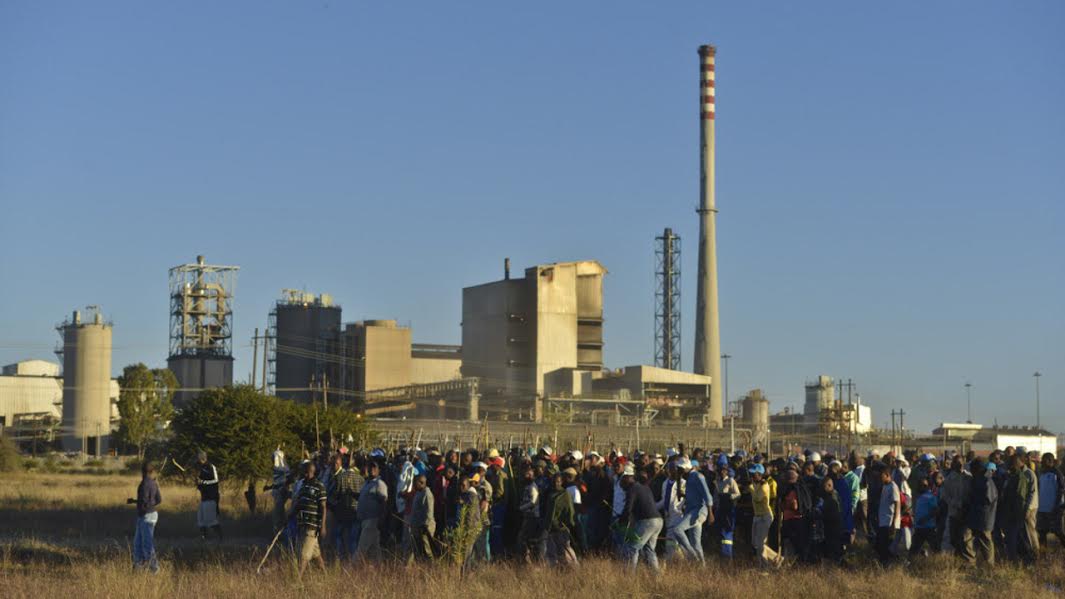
[0,43,1056,458]
[167,255,238,407]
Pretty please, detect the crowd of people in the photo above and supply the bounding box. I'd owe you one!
[129,442,1065,577]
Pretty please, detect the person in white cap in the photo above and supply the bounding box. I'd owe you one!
[469,462,493,563]
[620,463,664,572]
[679,456,714,562]
[660,458,695,561]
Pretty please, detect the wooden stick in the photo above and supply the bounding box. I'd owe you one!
[256,527,285,574]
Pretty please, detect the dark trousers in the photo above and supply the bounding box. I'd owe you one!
[781,518,806,559]
[518,514,545,562]
[970,528,995,565]
[949,516,970,558]
[876,526,896,564]
[909,527,937,557]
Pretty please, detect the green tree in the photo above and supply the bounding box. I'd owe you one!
[116,364,178,460]
[168,385,297,484]
[282,401,374,452]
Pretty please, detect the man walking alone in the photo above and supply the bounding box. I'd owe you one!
[195,451,222,541]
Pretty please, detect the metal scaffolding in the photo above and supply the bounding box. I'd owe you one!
[168,255,239,357]
[654,228,682,370]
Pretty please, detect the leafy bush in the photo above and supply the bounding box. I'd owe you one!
[84,458,105,468]
[41,456,61,474]
[168,385,373,485]
[22,458,40,471]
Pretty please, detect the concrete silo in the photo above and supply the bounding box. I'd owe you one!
[57,307,113,455]
[270,290,341,403]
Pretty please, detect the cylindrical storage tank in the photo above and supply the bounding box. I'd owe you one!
[751,398,769,431]
[274,300,342,403]
[60,313,112,455]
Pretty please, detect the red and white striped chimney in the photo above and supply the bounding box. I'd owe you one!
[693,44,722,427]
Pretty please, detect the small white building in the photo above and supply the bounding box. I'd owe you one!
[933,422,1059,456]
[0,359,119,433]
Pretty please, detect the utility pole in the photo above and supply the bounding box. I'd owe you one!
[261,325,269,394]
[964,382,972,423]
[251,327,259,387]
[898,409,906,452]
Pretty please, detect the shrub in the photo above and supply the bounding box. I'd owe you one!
[22,458,40,471]
[124,458,143,475]
[0,435,20,472]
[41,456,61,474]
[84,458,105,468]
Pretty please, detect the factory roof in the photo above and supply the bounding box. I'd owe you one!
[614,365,711,386]
[2,360,61,377]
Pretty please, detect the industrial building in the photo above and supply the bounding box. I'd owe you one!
[0,358,120,449]
[770,375,874,436]
[461,259,606,400]
[167,255,238,407]
[270,290,342,402]
[56,307,116,454]
[929,423,1058,456]
[265,291,465,407]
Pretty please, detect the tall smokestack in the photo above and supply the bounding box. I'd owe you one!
[693,44,723,427]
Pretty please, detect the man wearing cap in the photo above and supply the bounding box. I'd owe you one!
[620,463,663,572]
[582,451,611,551]
[485,452,508,559]
[469,462,493,562]
[749,463,779,567]
[610,455,629,552]
[675,456,713,562]
[713,456,740,558]
[561,467,586,552]
[657,460,687,561]
[195,451,222,541]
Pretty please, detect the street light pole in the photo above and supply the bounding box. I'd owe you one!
[721,353,732,422]
[1034,371,1042,431]
[964,382,972,423]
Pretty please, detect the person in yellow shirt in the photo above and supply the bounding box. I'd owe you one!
[749,464,781,567]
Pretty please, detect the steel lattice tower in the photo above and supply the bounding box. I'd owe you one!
[654,228,682,370]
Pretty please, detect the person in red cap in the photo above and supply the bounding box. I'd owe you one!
[486,455,508,558]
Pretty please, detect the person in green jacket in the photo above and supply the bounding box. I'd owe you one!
[544,473,578,567]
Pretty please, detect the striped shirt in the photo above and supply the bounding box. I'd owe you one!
[295,479,327,530]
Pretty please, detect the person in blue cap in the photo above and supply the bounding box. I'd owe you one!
[713,457,740,558]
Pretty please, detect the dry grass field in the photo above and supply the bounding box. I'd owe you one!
[2,471,1065,599]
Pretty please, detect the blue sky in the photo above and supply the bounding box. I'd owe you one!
[1,2,1062,434]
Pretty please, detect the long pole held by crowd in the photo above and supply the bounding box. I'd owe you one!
[1034,371,1042,431]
